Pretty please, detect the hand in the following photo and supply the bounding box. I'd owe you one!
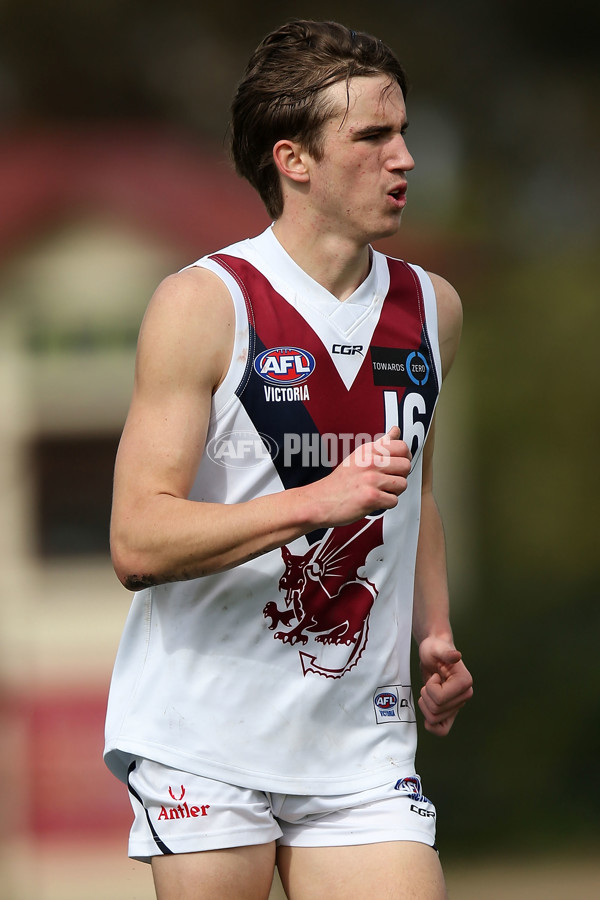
[313,427,412,527]
[418,636,473,736]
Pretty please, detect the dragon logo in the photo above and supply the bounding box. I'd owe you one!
[263,516,383,678]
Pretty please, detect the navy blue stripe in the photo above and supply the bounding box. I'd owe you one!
[237,327,330,490]
[127,760,173,856]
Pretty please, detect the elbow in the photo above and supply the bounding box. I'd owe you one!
[118,570,159,592]
[110,536,201,591]
[111,538,160,592]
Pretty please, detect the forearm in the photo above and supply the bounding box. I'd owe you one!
[412,488,454,646]
[111,485,321,590]
[112,429,412,591]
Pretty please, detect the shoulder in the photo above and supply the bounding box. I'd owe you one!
[144,265,233,322]
[142,265,235,339]
[135,265,235,392]
[426,272,463,379]
[426,271,463,333]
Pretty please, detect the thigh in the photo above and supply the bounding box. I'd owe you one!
[152,841,277,900]
[277,841,446,900]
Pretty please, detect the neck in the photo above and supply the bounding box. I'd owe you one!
[272,217,371,301]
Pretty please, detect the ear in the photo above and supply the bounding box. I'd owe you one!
[272,139,310,184]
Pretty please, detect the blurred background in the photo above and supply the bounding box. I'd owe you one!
[0,1,598,897]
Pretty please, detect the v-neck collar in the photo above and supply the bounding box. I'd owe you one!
[251,226,384,316]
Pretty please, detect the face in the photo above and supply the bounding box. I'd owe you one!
[305,75,415,245]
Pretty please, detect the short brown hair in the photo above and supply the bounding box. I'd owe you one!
[230,20,408,219]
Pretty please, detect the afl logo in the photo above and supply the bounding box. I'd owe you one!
[375,692,398,711]
[254,347,316,385]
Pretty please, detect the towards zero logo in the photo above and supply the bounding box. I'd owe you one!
[406,351,430,386]
[254,347,316,385]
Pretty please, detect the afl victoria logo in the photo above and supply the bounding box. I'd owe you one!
[375,692,398,710]
[254,347,316,385]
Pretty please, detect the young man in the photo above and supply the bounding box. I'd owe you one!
[105,20,473,900]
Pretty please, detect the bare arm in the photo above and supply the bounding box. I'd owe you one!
[412,273,473,734]
[110,267,413,590]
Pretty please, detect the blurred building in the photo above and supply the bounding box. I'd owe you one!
[0,125,269,890]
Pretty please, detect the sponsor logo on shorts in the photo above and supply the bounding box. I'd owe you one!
[157,785,210,821]
[410,804,436,818]
[373,684,415,724]
[395,775,435,819]
[394,775,429,803]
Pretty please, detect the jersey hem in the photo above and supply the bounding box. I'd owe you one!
[105,739,417,797]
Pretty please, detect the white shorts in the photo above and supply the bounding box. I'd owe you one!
[126,758,437,863]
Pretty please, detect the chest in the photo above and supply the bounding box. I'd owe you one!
[212,253,439,487]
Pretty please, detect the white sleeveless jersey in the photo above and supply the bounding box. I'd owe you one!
[105,227,442,795]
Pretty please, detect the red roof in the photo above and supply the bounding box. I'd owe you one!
[0,124,270,261]
[0,123,460,272]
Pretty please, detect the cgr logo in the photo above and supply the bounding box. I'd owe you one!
[410,804,435,818]
[254,347,316,385]
[332,344,363,355]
